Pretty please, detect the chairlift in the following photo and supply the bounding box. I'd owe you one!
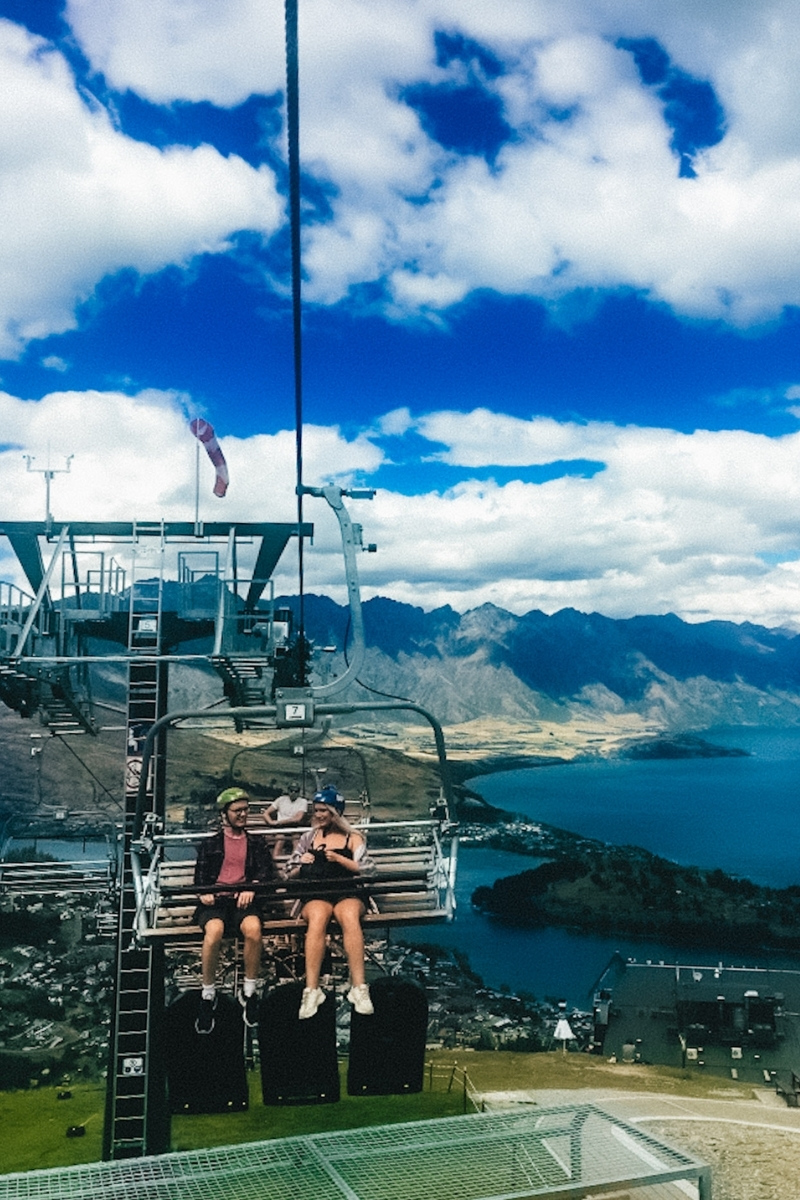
[0,817,117,898]
[130,485,458,948]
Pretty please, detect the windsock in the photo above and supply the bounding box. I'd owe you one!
[189,418,229,497]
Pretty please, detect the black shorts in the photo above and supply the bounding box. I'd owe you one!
[194,897,263,937]
[294,884,368,918]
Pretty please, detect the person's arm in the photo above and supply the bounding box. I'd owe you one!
[353,837,376,877]
[235,834,273,906]
[263,801,279,825]
[282,829,315,877]
[323,832,373,875]
[194,837,217,905]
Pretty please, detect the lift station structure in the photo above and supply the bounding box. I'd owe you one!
[0,501,458,1160]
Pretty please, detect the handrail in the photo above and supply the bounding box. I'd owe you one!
[11,525,69,657]
[146,817,446,846]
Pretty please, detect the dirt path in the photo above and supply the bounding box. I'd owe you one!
[481,1087,800,1200]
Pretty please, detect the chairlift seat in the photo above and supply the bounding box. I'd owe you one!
[133,822,456,942]
[0,859,114,897]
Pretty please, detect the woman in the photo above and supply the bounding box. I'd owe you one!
[284,786,375,1019]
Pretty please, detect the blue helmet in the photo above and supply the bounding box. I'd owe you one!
[314,785,345,815]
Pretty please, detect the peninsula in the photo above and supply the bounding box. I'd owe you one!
[469,822,800,952]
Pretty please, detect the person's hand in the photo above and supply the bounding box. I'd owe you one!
[199,894,215,906]
[236,890,254,908]
[324,849,354,869]
[299,851,315,864]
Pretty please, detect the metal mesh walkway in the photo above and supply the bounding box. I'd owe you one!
[0,1105,710,1200]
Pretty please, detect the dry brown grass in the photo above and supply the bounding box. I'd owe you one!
[426,1048,753,1100]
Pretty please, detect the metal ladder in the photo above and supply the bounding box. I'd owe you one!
[103,530,170,1159]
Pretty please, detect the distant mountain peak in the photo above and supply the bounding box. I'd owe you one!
[277,596,800,729]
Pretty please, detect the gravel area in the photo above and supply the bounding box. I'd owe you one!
[642,1119,800,1200]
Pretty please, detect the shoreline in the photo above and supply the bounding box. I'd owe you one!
[462,816,800,957]
[447,729,748,819]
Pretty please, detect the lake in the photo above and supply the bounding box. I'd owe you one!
[405,726,800,1006]
[471,725,800,889]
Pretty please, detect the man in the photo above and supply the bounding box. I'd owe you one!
[264,781,308,857]
[194,787,274,1034]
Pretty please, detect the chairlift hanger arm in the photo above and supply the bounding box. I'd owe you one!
[133,699,453,838]
[298,484,375,697]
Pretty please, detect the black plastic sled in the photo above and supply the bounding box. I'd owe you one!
[259,981,340,1105]
[347,976,428,1096]
[165,991,248,1113]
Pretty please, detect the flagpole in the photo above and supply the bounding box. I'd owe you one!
[194,435,200,534]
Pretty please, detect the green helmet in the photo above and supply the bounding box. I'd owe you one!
[216,786,249,811]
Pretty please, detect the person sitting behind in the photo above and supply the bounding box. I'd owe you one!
[193,787,275,1034]
[283,785,375,1019]
[264,781,308,857]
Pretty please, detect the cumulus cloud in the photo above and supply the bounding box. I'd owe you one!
[67,0,287,107]
[352,405,800,626]
[0,19,282,358]
[3,388,800,628]
[55,0,800,326]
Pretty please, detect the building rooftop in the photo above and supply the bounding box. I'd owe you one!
[598,959,800,1088]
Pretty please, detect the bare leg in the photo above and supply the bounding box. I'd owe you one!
[201,918,224,988]
[301,900,334,989]
[334,898,366,987]
[239,914,262,980]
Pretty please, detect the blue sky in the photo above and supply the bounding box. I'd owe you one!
[2,0,800,625]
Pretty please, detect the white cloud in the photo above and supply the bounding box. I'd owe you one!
[0,389,385,603]
[352,406,800,625]
[55,0,800,327]
[0,388,382,522]
[2,388,800,628]
[66,0,287,107]
[0,19,282,358]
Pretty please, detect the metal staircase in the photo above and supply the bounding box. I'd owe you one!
[0,540,97,732]
[0,660,37,718]
[212,654,269,707]
[104,536,169,1160]
[38,672,96,734]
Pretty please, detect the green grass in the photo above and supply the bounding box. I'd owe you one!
[0,1050,753,1178]
[0,1082,105,1175]
[0,1066,468,1175]
[171,1066,468,1152]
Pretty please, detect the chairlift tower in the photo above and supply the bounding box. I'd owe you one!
[0,516,310,1157]
[0,494,457,1162]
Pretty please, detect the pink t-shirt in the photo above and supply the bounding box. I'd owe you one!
[217,829,248,888]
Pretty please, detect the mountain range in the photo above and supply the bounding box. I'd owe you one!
[283,596,800,730]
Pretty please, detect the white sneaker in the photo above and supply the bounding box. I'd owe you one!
[347,984,374,1016]
[298,987,326,1020]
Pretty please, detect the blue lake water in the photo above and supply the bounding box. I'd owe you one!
[471,725,800,889]
[406,726,800,1006]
